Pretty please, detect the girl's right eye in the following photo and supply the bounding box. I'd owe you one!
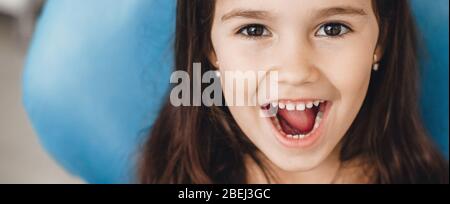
[237,24,271,38]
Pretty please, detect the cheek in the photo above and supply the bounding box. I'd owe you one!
[318,39,374,103]
[216,44,265,72]
[316,19,379,101]
[319,44,373,139]
[214,42,268,108]
[328,57,371,102]
[213,41,268,144]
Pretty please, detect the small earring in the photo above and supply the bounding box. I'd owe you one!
[373,63,379,71]
[373,54,379,71]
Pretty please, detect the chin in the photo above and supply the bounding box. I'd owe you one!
[263,145,331,172]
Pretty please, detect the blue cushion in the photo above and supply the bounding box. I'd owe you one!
[411,0,449,157]
[23,0,448,183]
[23,0,176,183]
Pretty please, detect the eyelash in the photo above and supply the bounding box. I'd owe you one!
[236,22,353,39]
[315,22,353,38]
[236,24,271,40]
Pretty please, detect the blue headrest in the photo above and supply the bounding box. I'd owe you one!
[411,0,449,156]
[23,0,176,183]
[23,0,448,183]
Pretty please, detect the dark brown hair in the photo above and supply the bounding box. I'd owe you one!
[139,0,449,183]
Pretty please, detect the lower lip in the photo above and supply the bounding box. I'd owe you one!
[266,102,332,149]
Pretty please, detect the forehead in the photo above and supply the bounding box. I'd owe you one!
[214,0,373,21]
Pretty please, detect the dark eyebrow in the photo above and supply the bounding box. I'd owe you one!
[221,9,272,22]
[221,6,367,22]
[316,6,367,18]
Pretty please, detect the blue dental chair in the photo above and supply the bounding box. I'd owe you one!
[22,0,449,183]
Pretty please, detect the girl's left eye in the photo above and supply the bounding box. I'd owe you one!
[315,23,351,37]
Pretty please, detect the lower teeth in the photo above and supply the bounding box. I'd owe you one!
[274,110,323,139]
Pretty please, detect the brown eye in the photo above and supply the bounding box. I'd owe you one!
[316,23,351,37]
[238,24,271,37]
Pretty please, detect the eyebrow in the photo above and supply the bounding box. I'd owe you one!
[316,6,368,18]
[221,6,367,22]
[221,9,272,22]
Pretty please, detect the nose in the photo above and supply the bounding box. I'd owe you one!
[273,35,320,86]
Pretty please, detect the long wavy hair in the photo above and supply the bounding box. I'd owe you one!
[139,0,449,184]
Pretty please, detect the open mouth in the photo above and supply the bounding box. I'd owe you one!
[261,99,329,147]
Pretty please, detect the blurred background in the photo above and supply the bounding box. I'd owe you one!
[0,0,83,183]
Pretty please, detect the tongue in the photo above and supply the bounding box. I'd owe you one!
[277,109,316,135]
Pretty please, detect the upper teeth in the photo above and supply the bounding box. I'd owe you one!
[286,103,295,111]
[296,103,305,111]
[278,102,286,109]
[272,100,324,111]
[313,101,320,106]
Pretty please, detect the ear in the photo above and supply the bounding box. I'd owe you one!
[374,23,388,63]
[207,48,219,68]
[374,46,384,63]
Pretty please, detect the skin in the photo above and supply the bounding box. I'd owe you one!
[209,0,382,183]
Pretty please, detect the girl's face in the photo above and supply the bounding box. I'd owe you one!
[210,0,381,172]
